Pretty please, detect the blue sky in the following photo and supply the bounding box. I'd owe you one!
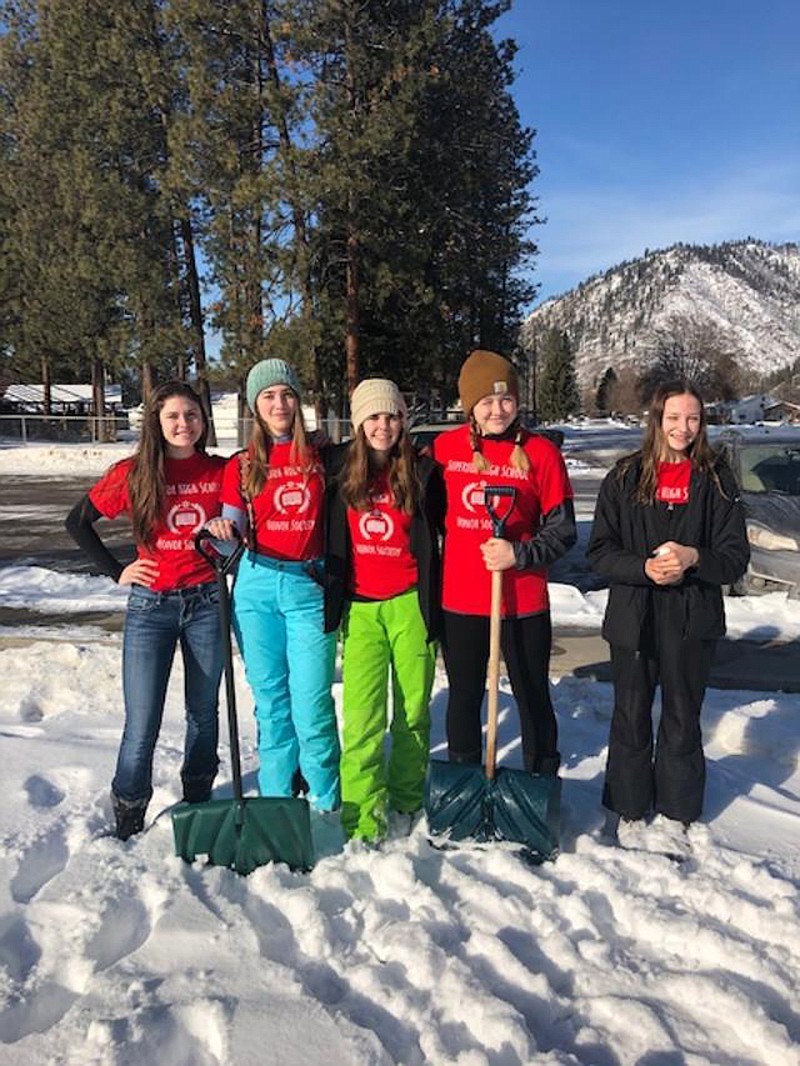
[495,0,800,307]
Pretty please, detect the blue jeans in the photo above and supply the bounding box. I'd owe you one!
[113,581,223,805]
[232,553,340,811]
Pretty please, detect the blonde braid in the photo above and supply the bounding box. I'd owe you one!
[469,417,491,472]
[470,417,530,473]
[511,425,530,473]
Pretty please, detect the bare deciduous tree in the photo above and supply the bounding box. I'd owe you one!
[637,314,744,402]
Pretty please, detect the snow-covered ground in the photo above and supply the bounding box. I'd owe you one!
[1,437,799,1065]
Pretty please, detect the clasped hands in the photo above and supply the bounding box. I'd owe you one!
[644,540,699,585]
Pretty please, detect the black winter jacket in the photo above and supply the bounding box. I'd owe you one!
[322,444,445,639]
[586,454,750,650]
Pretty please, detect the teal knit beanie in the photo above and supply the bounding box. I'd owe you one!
[246,359,302,413]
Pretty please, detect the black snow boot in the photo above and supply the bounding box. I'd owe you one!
[111,792,147,841]
[292,768,309,798]
[181,774,215,804]
[524,753,561,776]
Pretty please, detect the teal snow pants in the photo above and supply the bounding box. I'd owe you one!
[232,552,340,812]
[340,589,437,841]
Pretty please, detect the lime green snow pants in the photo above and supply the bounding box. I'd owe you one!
[340,589,437,841]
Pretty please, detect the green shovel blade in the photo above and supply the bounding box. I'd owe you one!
[424,759,561,863]
[172,796,314,874]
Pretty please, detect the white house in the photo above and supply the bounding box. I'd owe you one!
[2,383,123,413]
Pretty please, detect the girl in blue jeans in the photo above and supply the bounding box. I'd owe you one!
[208,359,340,813]
[66,382,226,839]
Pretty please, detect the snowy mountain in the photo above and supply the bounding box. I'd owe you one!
[522,239,800,387]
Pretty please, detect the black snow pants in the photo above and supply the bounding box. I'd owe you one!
[441,609,560,775]
[603,588,715,824]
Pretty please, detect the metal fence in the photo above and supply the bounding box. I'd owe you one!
[0,413,132,444]
[0,412,353,446]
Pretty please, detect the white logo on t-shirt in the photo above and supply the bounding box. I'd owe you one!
[358,510,394,542]
[273,481,311,514]
[461,481,487,514]
[166,501,206,533]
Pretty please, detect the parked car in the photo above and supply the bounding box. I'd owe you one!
[408,418,565,450]
[127,403,144,431]
[716,426,800,598]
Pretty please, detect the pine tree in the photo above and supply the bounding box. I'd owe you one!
[4,0,540,420]
[2,0,190,434]
[537,328,579,422]
[595,366,617,415]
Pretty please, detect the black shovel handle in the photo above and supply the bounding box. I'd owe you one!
[195,526,246,575]
[195,527,246,803]
[484,485,516,538]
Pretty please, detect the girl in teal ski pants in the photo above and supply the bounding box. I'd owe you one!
[208,358,340,812]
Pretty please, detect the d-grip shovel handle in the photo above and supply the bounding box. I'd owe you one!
[195,526,245,575]
[482,485,517,780]
[484,484,516,538]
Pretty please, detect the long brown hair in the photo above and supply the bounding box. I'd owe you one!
[128,381,208,545]
[622,379,721,504]
[340,424,421,514]
[245,401,313,498]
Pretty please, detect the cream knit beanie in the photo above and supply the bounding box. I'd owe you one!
[350,378,408,432]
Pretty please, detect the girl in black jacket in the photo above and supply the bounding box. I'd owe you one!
[587,381,749,844]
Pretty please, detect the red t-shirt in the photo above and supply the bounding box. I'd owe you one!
[433,425,573,617]
[656,460,691,505]
[89,452,226,591]
[347,472,417,599]
[221,442,325,561]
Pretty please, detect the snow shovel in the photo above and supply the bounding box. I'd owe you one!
[424,485,560,863]
[172,529,314,874]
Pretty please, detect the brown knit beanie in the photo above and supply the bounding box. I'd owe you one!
[350,378,408,433]
[458,350,519,418]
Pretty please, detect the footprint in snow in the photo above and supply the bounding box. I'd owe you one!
[0,914,78,1045]
[10,825,69,904]
[0,913,41,983]
[0,981,77,1045]
[23,774,65,809]
[86,896,152,971]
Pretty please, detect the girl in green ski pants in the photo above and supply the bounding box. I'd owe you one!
[324,379,445,842]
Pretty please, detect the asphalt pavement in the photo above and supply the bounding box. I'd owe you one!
[550,630,800,693]
[2,456,798,693]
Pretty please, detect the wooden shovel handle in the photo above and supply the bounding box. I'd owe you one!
[485,568,502,780]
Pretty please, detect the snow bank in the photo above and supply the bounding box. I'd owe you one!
[0,638,797,1064]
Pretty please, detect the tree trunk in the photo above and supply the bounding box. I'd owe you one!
[41,355,51,418]
[346,221,359,397]
[343,11,360,399]
[91,358,107,441]
[238,381,249,449]
[142,361,155,404]
[180,216,216,445]
[261,8,327,420]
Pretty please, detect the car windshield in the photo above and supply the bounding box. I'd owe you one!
[739,443,800,496]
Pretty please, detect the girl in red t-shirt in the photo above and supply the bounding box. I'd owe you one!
[324,379,444,842]
[66,382,226,840]
[207,359,340,815]
[433,350,576,778]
